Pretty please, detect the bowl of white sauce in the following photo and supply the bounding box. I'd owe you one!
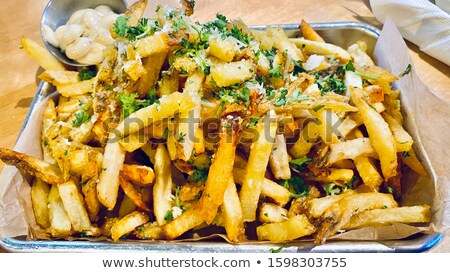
[41,0,128,66]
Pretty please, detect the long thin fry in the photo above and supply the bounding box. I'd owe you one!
[240,110,277,222]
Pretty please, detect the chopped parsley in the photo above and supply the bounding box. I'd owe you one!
[162,127,169,140]
[193,190,203,201]
[191,165,209,183]
[203,14,250,48]
[78,68,96,81]
[289,157,312,171]
[292,60,306,76]
[269,247,283,253]
[312,104,325,112]
[323,183,341,195]
[282,176,309,198]
[261,48,276,63]
[164,210,174,221]
[177,132,186,142]
[248,117,260,127]
[290,88,309,102]
[402,151,410,158]
[399,64,412,77]
[269,65,283,79]
[387,186,394,195]
[72,107,91,127]
[315,73,346,95]
[216,86,251,116]
[118,89,159,118]
[273,88,289,106]
[113,16,160,41]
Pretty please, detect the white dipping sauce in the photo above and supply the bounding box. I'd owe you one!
[42,5,119,65]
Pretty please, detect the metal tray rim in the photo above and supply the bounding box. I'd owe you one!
[0,21,442,253]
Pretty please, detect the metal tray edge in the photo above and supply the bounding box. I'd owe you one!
[1,21,442,253]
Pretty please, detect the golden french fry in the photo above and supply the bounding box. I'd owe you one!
[307,190,356,218]
[210,59,255,87]
[115,92,196,137]
[153,144,173,225]
[257,214,316,242]
[124,0,147,26]
[300,19,325,43]
[135,33,170,58]
[175,72,204,161]
[20,36,65,71]
[120,164,155,186]
[31,178,50,229]
[111,211,149,242]
[209,37,238,62]
[269,135,291,180]
[0,148,63,185]
[382,112,413,152]
[119,195,137,218]
[124,59,147,81]
[39,70,80,86]
[315,192,397,244]
[259,202,289,223]
[162,206,204,240]
[81,177,100,222]
[327,138,377,165]
[119,131,149,153]
[233,167,291,206]
[222,179,245,243]
[69,149,90,176]
[56,78,95,97]
[291,37,351,62]
[350,87,397,180]
[354,156,383,189]
[308,168,354,185]
[199,128,237,224]
[267,26,305,61]
[48,185,72,237]
[137,51,168,96]
[134,222,165,239]
[343,205,430,230]
[289,121,320,158]
[157,70,179,97]
[101,217,118,237]
[347,43,375,67]
[120,173,151,213]
[402,148,427,177]
[97,138,126,210]
[240,110,277,222]
[58,180,91,232]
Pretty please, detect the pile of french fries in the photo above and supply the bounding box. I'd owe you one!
[0,0,431,244]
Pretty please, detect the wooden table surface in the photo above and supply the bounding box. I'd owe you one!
[0,0,448,252]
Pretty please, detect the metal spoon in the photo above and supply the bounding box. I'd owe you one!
[40,0,128,67]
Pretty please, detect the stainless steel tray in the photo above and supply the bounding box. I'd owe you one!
[0,22,443,253]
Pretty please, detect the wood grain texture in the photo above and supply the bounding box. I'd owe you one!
[0,0,448,252]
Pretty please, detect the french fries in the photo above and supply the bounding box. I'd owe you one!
[31,178,50,228]
[222,179,245,242]
[350,87,397,180]
[20,36,65,71]
[153,144,173,225]
[342,205,430,230]
[240,110,277,222]
[111,211,149,242]
[0,148,63,185]
[48,185,72,237]
[257,214,316,242]
[199,125,237,224]
[315,192,397,244]
[58,180,92,232]
[97,139,126,210]
[0,1,431,245]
